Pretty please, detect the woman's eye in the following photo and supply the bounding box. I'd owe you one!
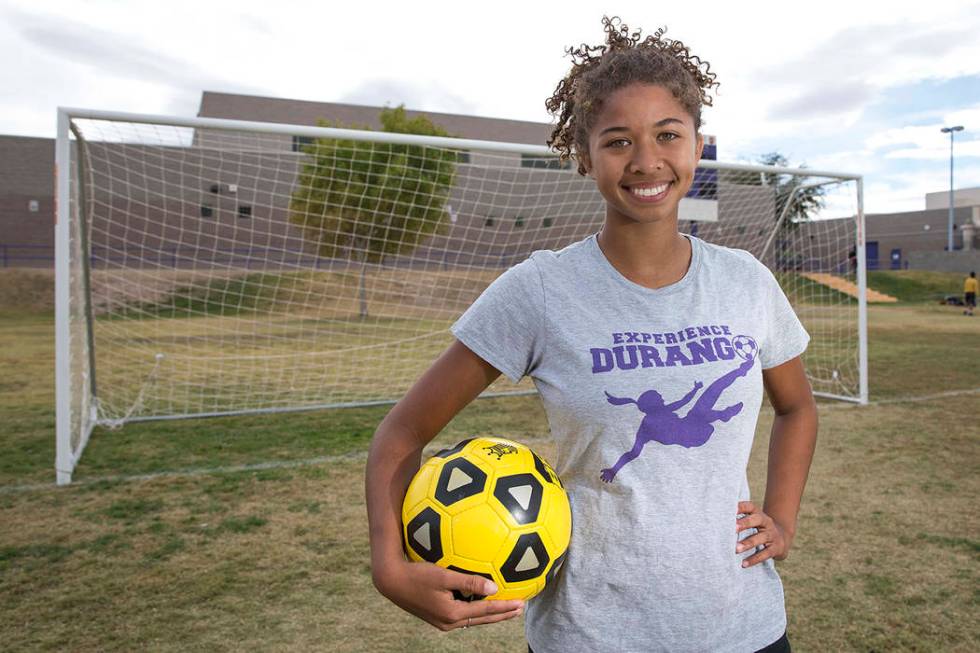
[659,132,679,142]
[606,138,630,148]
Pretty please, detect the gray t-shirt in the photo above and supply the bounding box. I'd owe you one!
[450,233,810,653]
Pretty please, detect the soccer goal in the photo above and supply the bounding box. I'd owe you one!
[55,108,867,484]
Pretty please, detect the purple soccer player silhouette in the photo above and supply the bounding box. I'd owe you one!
[600,350,756,483]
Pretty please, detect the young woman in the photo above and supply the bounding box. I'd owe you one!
[365,17,817,653]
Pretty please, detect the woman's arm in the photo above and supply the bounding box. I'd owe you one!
[365,339,525,630]
[667,380,703,411]
[736,355,817,566]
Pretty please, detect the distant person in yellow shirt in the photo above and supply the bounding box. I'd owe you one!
[965,271,977,316]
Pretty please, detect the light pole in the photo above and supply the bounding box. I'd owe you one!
[941,125,964,252]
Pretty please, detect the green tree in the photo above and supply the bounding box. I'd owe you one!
[290,105,459,317]
[754,152,825,228]
[745,152,826,270]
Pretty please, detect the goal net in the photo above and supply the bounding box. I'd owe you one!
[55,109,866,484]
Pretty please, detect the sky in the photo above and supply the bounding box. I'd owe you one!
[3,0,980,215]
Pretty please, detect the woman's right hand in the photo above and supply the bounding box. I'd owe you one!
[374,559,524,631]
[366,341,515,630]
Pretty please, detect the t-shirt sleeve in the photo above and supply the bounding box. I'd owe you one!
[449,256,545,383]
[760,268,810,370]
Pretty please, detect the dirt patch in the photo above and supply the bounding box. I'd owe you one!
[0,269,54,311]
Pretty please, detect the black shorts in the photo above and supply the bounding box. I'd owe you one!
[966,292,976,307]
[528,631,791,653]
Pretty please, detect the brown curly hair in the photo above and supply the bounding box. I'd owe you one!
[546,16,719,175]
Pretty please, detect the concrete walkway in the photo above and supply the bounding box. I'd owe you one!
[801,272,898,303]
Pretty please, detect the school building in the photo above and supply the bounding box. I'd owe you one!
[1,91,978,272]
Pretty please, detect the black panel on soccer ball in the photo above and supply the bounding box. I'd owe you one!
[531,451,563,488]
[405,506,443,563]
[493,473,543,525]
[434,457,487,506]
[447,566,494,602]
[433,438,474,459]
[501,532,550,583]
[545,550,567,586]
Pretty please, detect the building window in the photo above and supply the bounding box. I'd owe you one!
[209,183,220,194]
[484,217,495,227]
[200,205,214,218]
[543,217,553,228]
[238,205,252,218]
[292,135,315,152]
[28,200,39,213]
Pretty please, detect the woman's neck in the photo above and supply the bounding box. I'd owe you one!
[596,221,692,290]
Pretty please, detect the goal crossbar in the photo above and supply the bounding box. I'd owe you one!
[58,107,862,179]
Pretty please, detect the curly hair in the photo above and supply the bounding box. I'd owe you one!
[546,16,719,175]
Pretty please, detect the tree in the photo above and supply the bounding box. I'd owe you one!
[744,152,827,270]
[754,152,825,229]
[290,105,459,318]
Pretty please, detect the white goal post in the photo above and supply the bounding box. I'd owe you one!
[55,107,867,485]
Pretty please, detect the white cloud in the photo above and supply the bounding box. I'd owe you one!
[944,105,980,129]
[806,150,878,175]
[884,141,980,161]
[865,105,980,151]
[9,7,261,98]
[2,0,980,215]
[863,163,980,213]
[768,81,875,121]
[339,79,478,116]
[866,125,949,151]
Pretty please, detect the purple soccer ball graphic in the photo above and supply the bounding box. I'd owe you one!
[732,335,758,361]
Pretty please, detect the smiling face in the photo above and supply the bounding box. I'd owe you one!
[581,83,704,227]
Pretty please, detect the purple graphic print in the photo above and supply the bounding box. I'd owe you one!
[600,354,755,483]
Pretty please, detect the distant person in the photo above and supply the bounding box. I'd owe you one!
[965,271,977,316]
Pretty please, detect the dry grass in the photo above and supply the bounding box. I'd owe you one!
[0,299,978,651]
[0,269,55,313]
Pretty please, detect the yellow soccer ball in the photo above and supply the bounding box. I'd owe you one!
[401,437,571,601]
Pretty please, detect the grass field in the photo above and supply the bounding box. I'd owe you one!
[1,270,978,651]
